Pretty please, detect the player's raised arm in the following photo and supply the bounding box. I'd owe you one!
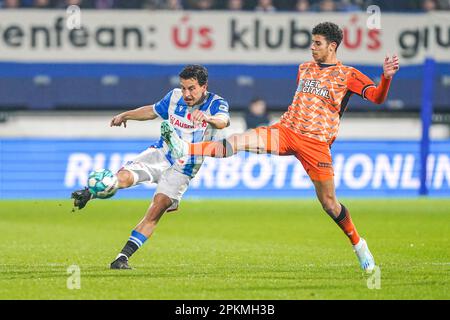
[365,54,399,104]
[208,114,230,129]
[347,54,399,105]
[110,105,158,128]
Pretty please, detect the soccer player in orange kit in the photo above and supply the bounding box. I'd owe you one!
[161,22,399,272]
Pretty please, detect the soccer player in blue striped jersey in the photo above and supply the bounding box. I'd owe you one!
[71,65,230,269]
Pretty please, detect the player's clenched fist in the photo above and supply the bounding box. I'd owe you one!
[191,109,210,125]
[110,114,127,128]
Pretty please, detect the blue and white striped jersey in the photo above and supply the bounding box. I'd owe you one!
[151,88,230,178]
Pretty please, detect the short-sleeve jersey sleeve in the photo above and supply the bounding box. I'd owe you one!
[153,90,173,120]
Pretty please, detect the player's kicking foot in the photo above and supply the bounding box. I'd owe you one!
[353,238,375,272]
[161,120,188,159]
[110,255,132,270]
[71,187,94,210]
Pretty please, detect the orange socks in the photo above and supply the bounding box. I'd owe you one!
[189,141,218,156]
[189,139,234,158]
[334,204,361,245]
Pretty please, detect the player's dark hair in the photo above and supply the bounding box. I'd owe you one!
[179,65,208,86]
[312,22,343,51]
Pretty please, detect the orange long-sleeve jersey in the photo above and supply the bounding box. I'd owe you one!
[279,61,392,144]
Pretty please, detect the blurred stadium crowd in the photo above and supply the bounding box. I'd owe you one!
[1,0,450,12]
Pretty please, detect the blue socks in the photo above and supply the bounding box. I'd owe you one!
[117,230,148,260]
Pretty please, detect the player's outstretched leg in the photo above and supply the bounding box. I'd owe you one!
[161,120,273,159]
[71,169,134,211]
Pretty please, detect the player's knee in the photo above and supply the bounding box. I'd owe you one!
[153,193,173,212]
[117,170,134,188]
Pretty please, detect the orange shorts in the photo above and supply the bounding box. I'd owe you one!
[254,123,333,181]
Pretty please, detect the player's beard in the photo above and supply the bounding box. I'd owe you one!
[191,92,207,107]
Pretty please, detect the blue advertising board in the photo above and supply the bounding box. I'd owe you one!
[0,138,449,199]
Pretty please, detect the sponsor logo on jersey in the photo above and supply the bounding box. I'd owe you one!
[297,79,330,99]
[169,114,207,129]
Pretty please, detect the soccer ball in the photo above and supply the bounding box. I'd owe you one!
[87,169,118,199]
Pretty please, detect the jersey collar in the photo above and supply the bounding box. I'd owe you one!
[190,92,212,111]
[316,61,342,68]
[188,91,210,109]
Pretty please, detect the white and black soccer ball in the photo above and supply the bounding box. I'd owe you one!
[87,169,118,199]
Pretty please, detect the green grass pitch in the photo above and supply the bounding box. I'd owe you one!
[0,199,449,300]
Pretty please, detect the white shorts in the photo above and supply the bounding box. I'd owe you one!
[120,147,190,211]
